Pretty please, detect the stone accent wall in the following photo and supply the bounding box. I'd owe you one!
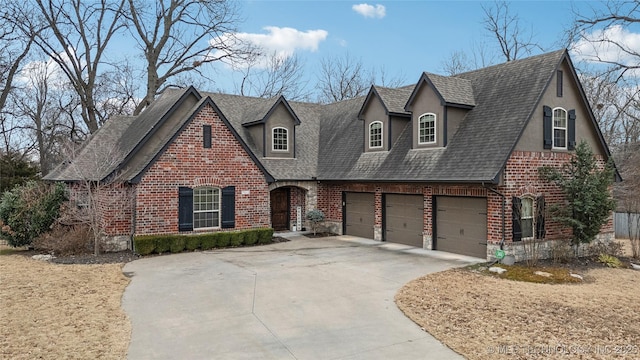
[135,103,270,235]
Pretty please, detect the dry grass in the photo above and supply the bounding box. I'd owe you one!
[396,265,640,360]
[0,253,131,359]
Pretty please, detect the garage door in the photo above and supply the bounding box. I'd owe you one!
[435,196,487,258]
[344,192,375,238]
[385,194,423,247]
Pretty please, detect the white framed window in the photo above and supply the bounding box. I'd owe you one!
[521,197,534,239]
[553,107,567,149]
[193,187,220,229]
[418,113,436,144]
[272,127,288,151]
[369,121,383,148]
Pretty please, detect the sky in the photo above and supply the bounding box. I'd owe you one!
[197,0,640,95]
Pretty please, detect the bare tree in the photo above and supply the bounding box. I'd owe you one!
[317,53,372,103]
[26,0,126,134]
[440,50,475,76]
[233,52,310,101]
[481,1,543,62]
[125,0,254,114]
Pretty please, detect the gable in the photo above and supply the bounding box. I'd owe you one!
[515,58,607,156]
[409,84,445,149]
[360,92,389,152]
[264,101,297,158]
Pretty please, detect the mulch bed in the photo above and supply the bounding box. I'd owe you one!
[303,232,338,238]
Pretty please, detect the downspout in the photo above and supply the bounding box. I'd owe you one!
[483,183,506,250]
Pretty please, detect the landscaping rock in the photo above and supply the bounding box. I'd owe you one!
[570,273,584,280]
[32,254,55,261]
[534,271,552,277]
[489,266,507,274]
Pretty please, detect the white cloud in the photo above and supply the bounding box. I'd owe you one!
[211,26,328,69]
[352,3,386,19]
[572,25,640,66]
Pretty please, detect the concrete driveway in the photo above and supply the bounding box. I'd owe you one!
[122,235,481,360]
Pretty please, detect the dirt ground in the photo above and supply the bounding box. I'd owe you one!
[0,254,131,359]
[396,240,640,360]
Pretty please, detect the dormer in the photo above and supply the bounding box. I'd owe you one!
[358,85,412,152]
[242,96,300,158]
[404,73,475,149]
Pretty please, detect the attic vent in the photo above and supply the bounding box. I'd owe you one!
[203,125,212,148]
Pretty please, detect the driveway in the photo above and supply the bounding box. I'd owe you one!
[122,235,481,359]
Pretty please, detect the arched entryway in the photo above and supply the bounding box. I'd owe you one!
[270,186,307,231]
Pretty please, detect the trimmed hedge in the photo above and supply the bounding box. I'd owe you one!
[133,228,275,256]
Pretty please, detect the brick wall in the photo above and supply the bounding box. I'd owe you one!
[135,103,270,235]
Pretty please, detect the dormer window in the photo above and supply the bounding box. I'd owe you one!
[369,121,383,149]
[418,113,436,144]
[553,108,567,149]
[272,127,288,151]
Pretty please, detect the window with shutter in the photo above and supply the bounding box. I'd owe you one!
[553,107,567,149]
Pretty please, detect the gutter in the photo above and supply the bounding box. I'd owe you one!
[483,183,506,250]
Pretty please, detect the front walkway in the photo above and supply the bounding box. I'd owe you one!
[122,235,482,359]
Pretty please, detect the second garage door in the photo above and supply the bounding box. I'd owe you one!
[344,192,375,238]
[435,196,487,258]
[384,194,424,247]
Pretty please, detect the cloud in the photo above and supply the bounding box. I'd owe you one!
[211,26,328,69]
[352,3,386,19]
[572,25,640,67]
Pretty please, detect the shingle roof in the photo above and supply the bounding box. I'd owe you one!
[318,50,567,182]
[48,50,578,185]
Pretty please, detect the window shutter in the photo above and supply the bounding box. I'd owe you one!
[512,197,522,242]
[535,196,546,239]
[203,125,212,148]
[178,187,193,231]
[543,105,552,149]
[568,109,576,150]
[221,186,235,228]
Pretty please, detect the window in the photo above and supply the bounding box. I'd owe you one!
[520,197,534,239]
[553,108,567,149]
[369,121,383,148]
[418,113,436,144]
[193,187,220,229]
[512,196,545,242]
[272,127,288,151]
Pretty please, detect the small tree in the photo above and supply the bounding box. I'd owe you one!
[0,181,66,247]
[539,141,616,249]
[305,209,325,236]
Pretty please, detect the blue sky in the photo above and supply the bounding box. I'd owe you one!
[206,1,605,93]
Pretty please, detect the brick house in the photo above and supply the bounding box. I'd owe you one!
[45,49,616,260]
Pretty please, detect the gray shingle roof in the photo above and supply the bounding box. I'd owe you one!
[48,50,575,185]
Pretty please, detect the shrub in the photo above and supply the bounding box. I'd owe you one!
[201,235,216,250]
[244,230,258,246]
[134,236,156,255]
[550,240,574,264]
[229,231,243,247]
[0,181,67,247]
[589,240,623,257]
[170,237,186,253]
[216,232,231,248]
[305,209,325,235]
[598,254,623,268]
[33,224,92,256]
[185,236,201,251]
[155,236,172,253]
[258,228,274,244]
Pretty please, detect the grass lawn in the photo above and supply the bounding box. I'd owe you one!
[0,250,130,359]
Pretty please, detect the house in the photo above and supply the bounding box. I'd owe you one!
[45,49,615,260]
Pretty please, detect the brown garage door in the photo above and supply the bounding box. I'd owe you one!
[344,192,375,238]
[435,196,487,258]
[385,194,423,247]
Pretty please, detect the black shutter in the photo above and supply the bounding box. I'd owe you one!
[543,105,552,149]
[178,187,193,231]
[203,125,212,148]
[568,109,576,150]
[535,196,546,239]
[221,186,235,228]
[512,197,522,242]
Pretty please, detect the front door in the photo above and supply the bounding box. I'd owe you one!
[270,188,289,231]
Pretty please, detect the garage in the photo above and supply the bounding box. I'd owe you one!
[343,192,375,238]
[384,194,424,247]
[435,196,487,258]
